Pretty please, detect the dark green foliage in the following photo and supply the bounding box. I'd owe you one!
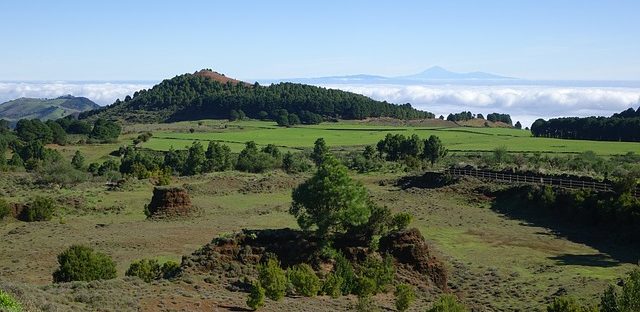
[321,272,343,298]
[354,254,394,295]
[282,151,312,174]
[71,151,85,170]
[52,245,117,283]
[85,73,434,123]
[133,132,153,144]
[428,294,468,312]
[15,119,53,143]
[229,109,240,121]
[247,281,265,310]
[311,138,329,166]
[334,253,356,295]
[45,120,67,145]
[183,141,206,175]
[598,269,640,312]
[236,141,278,173]
[57,118,92,134]
[204,141,233,172]
[119,147,163,178]
[276,114,290,127]
[391,212,413,231]
[287,263,320,297]
[90,118,121,143]
[288,113,301,125]
[0,198,9,220]
[38,160,88,186]
[423,135,447,166]
[486,112,512,125]
[125,259,181,282]
[258,258,287,301]
[515,121,522,129]
[531,106,640,142]
[97,159,120,176]
[8,152,23,168]
[347,149,385,173]
[355,295,379,312]
[20,196,55,222]
[291,155,370,239]
[447,111,474,122]
[377,133,421,161]
[163,147,186,174]
[394,283,416,312]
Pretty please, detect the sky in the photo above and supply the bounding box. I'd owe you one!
[0,0,639,81]
[0,1,639,127]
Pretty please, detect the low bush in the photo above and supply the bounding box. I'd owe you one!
[53,245,117,283]
[394,283,416,312]
[0,198,9,220]
[287,263,320,297]
[246,281,265,310]
[428,294,468,312]
[125,258,180,282]
[20,196,55,222]
[258,258,287,301]
[282,151,312,174]
[0,289,23,312]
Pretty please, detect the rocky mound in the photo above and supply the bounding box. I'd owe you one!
[146,187,193,218]
[181,227,448,290]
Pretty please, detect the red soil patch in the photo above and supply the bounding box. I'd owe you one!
[193,69,251,86]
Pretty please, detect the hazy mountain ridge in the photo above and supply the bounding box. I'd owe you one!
[0,95,100,123]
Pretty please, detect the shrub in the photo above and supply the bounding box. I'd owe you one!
[546,296,594,312]
[287,263,320,297]
[599,269,640,312]
[20,196,55,222]
[321,272,343,298]
[161,261,181,279]
[126,259,161,282]
[38,160,88,186]
[71,151,85,170]
[391,212,413,231]
[0,289,23,312]
[428,294,468,312]
[0,198,9,220]
[356,254,394,294]
[246,281,265,310]
[354,295,380,312]
[334,253,356,295]
[395,284,416,312]
[282,151,312,174]
[53,245,117,283]
[258,258,287,301]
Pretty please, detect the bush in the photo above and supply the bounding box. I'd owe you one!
[71,151,85,170]
[0,198,9,220]
[428,294,468,312]
[38,160,88,186]
[20,196,55,222]
[321,272,343,298]
[282,151,312,174]
[546,296,594,312]
[0,289,23,312]
[287,263,320,297]
[53,245,117,283]
[246,281,265,310]
[394,284,416,312]
[258,258,287,301]
[354,295,380,312]
[125,258,180,282]
[391,212,413,231]
[356,254,394,294]
[599,269,640,312]
[334,253,356,295]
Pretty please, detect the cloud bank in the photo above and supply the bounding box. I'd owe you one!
[0,82,153,106]
[325,84,640,127]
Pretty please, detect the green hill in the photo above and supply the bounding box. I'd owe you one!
[80,69,434,123]
[0,95,100,124]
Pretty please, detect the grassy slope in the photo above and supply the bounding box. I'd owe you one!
[140,120,640,155]
[0,97,99,122]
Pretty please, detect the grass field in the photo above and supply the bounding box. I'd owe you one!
[140,120,640,155]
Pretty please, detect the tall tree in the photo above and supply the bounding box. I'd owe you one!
[423,135,448,166]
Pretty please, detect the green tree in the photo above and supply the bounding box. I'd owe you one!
[20,196,55,222]
[258,258,287,301]
[290,155,370,239]
[204,141,233,172]
[90,119,121,143]
[229,109,240,121]
[46,120,67,145]
[126,259,161,282]
[247,281,266,310]
[600,285,619,312]
[515,121,523,129]
[394,283,416,312]
[287,263,320,297]
[52,245,117,282]
[183,141,206,175]
[428,294,468,312]
[547,296,595,312]
[311,138,329,166]
[423,135,448,166]
[16,119,53,143]
[618,269,640,312]
[71,151,85,170]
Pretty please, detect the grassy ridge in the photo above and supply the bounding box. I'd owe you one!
[140,120,640,155]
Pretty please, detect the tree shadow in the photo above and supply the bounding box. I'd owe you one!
[395,172,457,190]
[549,253,620,267]
[217,305,253,312]
[490,193,640,264]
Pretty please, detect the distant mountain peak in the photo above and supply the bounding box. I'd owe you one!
[398,66,514,80]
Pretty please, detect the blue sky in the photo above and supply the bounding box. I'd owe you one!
[0,0,638,81]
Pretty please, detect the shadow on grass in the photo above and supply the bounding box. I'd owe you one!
[549,253,620,267]
[491,193,640,264]
[218,305,253,312]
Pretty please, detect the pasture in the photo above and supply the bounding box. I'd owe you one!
[139,120,640,155]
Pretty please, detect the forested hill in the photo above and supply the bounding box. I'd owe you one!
[531,106,640,142]
[0,95,99,124]
[80,70,434,123]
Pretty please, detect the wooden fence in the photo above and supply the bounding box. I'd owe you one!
[445,168,640,198]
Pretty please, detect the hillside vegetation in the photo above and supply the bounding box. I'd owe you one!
[80,70,434,123]
[0,95,99,124]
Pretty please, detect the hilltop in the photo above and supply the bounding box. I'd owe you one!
[0,95,99,124]
[81,69,434,123]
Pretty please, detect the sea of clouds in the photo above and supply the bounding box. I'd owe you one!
[325,84,640,127]
[1,81,639,128]
[0,81,154,106]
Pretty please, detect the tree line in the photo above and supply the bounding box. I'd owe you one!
[531,106,640,142]
[81,72,435,123]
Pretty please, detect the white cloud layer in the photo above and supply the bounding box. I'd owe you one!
[0,82,153,106]
[325,84,640,127]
